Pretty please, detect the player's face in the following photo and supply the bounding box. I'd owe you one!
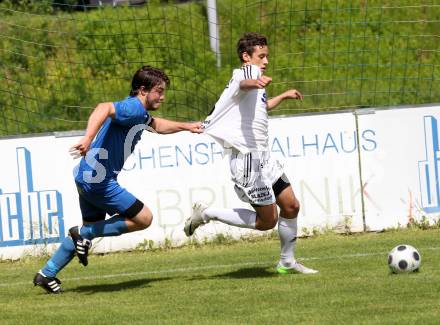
[145,81,166,110]
[247,45,269,73]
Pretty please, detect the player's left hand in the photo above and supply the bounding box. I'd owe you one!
[69,138,91,159]
[284,89,304,100]
[187,122,204,134]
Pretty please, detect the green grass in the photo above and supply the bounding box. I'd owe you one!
[1,228,440,324]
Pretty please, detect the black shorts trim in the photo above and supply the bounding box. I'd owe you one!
[273,174,291,197]
[83,212,106,223]
[124,199,144,219]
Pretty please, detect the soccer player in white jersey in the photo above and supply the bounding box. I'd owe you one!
[184,32,318,274]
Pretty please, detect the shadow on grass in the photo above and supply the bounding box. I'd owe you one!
[214,267,277,279]
[69,277,172,294]
[188,267,277,281]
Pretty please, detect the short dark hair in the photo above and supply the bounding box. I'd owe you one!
[236,32,268,63]
[130,66,170,96]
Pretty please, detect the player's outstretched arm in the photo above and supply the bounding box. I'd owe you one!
[267,89,303,110]
[150,117,203,134]
[70,102,115,157]
[240,75,272,90]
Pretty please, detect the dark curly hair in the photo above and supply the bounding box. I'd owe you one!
[130,66,170,96]
[236,32,268,63]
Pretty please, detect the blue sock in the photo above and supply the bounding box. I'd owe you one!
[41,237,75,278]
[80,216,129,240]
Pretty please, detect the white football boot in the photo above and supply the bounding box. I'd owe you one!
[276,261,319,274]
[184,202,209,236]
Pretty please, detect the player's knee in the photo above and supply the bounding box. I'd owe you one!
[257,215,278,230]
[267,217,278,230]
[133,207,153,229]
[139,215,153,229]
[137,216,152,229]
[282,200,300,218]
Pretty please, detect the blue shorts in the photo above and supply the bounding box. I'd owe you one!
[75,179,142,222]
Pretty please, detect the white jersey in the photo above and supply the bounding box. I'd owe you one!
[203,64,269,153]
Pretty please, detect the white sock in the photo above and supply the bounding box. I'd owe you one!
[278,216,297,265]
[202,208,256,229]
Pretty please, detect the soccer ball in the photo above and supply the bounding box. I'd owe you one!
[388,244,421,273]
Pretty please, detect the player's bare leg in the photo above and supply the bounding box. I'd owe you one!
[125,205,153,231]
[253,204,278,230]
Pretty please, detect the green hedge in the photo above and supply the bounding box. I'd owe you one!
[0,0,439,135]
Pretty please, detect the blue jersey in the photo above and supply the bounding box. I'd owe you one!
[75,96,152,185]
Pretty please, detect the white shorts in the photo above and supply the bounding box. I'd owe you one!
[229,150,285,206]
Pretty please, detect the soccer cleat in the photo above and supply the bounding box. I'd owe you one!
[184,202,208,236]
[276,261,319,275]
[69,226,92,266]
[33,271,63,294]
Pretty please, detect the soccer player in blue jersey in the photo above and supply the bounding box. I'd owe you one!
[33,66,203,293]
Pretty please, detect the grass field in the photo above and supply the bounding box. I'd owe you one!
[1,228,440,324]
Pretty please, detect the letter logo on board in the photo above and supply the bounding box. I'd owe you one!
[0,147,65,247]
[418,116,440,213]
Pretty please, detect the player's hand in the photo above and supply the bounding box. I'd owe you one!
[69,138,91,159]
[283,89,304,100]
[257,75,272,88]
[187,122,204,134]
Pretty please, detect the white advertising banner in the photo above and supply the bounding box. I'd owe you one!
[268,113,365,232]
[358,105,440,230]
[0,105,438,259]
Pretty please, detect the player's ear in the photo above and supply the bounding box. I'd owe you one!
[242,51,251,63]
[140,86,148,96]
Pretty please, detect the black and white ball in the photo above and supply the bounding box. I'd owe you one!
[388,244,421,273]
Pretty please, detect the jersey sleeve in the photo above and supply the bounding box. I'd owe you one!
[233,64,261,82]
[227,65,261,98]
[113,100,148,126]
